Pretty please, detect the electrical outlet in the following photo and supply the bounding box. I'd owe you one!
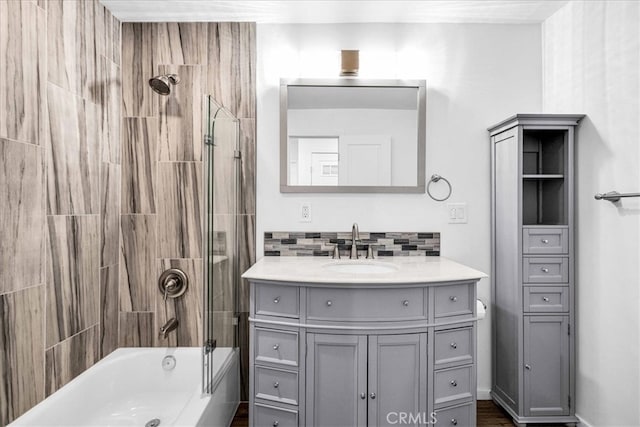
[300,203,312,222]
[447,203,467,224]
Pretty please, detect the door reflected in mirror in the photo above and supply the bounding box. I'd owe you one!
[281,79,426,193]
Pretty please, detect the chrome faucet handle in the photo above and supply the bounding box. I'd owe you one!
[332,244,341,259]
[366,245,375,259]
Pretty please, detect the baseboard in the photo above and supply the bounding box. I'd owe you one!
[477,389,491,400]
[576,414,593,427]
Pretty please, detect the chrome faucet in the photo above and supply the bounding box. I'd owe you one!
[350,223,360,259]
[159,318,179,339]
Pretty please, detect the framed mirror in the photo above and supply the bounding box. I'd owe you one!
[280,78,426,193]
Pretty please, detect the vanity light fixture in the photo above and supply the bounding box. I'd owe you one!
[340,50,359,76]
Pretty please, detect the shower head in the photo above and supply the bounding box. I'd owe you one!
[149,74,180,95]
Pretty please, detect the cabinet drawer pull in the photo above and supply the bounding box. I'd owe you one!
[541,267,549,273]
[326,300,333,307]
[272,421,279,427]
[525,364,531,370]
[360,392,366,399]
[449,296,458,302]
[451,419,458,425]
[370,392,376,399]
[273,297,280,304]
[273,381,279,388]
[542,296,550,302]
[450,342,457,349]
[450,380,457,387]
[402,300,409,307]
[272,344,280,351]
[541,239,549,244]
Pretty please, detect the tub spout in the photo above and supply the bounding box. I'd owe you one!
[159,317,179,339]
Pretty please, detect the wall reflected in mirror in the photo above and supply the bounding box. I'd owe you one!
[281,79,426,193]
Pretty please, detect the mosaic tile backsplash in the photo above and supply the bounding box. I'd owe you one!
[264,232,440,257]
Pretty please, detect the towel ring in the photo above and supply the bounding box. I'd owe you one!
[427,174,452,202]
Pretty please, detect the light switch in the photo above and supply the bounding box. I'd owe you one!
[447,203,467,224]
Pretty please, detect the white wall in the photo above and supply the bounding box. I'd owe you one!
[257,23,542,397]
[543,2,640,426]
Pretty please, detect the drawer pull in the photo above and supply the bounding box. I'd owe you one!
[449,296,458,302]
[541,239,549,244]
[272,421,279,427]
[541,267,549,273]
[402,300,409,307]
[273,297,280,304]
[451,419,458,426]
[542,297,550,302]
[360,392,366,399]
[273,343,280,351]
[450,380,457,387]
[326,300,333,307]
[273,381,279,388]
[450,342,457,349]
[525,364,531,370]
[370,392,376,399]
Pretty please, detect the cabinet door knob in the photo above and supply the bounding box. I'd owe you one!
[272,421,279,427]
[541,267,549,273]
[450,380,457,387]
[273,297,280,304]
[449,296,458,302]
[541,239,549,244]
[326,300,333,307]
[450,342,457,349]
[451,419,458,425]
[273,382,279,388]
[542,296,550,302]
[360,393,366,400]
[525,364,531,370]
[369,392,376,399]
[402,300,409,306]
[273,343,280,350]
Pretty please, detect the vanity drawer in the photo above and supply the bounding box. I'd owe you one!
[523,227,568,255]
[434,402,474,427]
[255,284,299,318]
[434,365,474,409]
[254,403,298,427]
[523,257,569,283]
[434,284,474,320]
[524,286,568,313]
[306,287,426,322]
[255,366,298,405]
[255,328,298,367]
[434,327,474,369]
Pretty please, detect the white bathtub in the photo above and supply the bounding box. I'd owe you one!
[10,347,239,427]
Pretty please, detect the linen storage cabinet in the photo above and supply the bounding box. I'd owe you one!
[489,114,583,427]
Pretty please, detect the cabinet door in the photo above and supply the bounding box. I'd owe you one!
[524,316,570,416]
[368,334,427,426]
[306,334,367,427]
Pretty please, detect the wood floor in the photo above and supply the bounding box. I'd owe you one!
[230,400,532,426]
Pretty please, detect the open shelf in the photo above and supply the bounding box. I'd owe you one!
[523,178,567,225]
[522,130,567,175]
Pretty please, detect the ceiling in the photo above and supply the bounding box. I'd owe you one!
[100,0,570,24]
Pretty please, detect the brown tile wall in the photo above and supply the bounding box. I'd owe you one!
[120,22,256,399]
[0,0,121,424]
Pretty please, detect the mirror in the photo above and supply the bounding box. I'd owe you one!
[280,79,426,193]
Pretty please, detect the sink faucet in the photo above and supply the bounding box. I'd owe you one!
[350,223,360,259]
[159,318,179,339]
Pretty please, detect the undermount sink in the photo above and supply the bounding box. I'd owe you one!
[322,261,399,274]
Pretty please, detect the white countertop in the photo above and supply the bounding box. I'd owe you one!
[242,256,487,284]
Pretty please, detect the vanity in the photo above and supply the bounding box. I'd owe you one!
[243,256,486,427]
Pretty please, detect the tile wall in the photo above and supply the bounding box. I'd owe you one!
[120,22,256,398]
[0,0,121,423]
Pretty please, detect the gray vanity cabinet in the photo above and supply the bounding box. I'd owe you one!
[489,114,582,427]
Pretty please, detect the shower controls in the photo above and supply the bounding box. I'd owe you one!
[158,268,188,299]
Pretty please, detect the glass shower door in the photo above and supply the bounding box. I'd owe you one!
[203,95,240,393]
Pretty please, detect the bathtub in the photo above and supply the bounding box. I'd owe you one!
[10,347,239,427]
